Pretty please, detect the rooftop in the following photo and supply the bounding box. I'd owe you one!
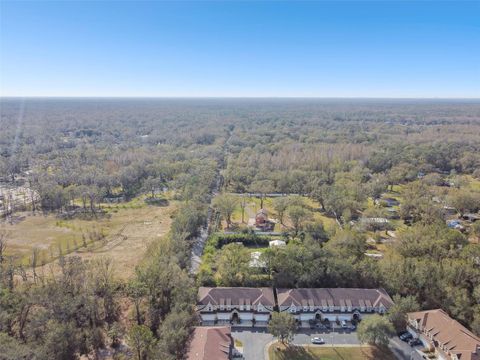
[408,309,480,360]
[186,326,232,360]
[198,287,275,307]
[277,288,394,310]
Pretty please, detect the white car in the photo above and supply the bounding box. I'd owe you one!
[311,337,325,344]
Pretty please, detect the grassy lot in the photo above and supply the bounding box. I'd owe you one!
[268,343,397,360]
[226,195,338,232]
[2,195,176,279]
[466,175,480,191]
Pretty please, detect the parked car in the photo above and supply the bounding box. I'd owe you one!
[340,320,348,328]
[400,332,413,341]
[316,323,327,330]
[311,337,325,345]
[409,338,422,346]
[322,321,332,329]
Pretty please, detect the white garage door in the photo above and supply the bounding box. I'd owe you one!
[255,314,270,322]
[217,313,231,320]
[300,313,315,321]
[201,314,216,321]
[240,313,254,321]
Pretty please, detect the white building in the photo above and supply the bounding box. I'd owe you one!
[269,240,286,247]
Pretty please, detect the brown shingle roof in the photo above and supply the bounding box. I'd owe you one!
[186,326,232,360]
[408,309,480,360]
[276,288,394,310]
[198,287,275,307]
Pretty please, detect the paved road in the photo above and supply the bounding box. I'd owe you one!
[232,328,424,360]
[389,337,424,360]
[232,328,273,360]
[232,328,361,360]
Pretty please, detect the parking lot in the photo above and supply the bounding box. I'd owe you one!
[232,327,361,360]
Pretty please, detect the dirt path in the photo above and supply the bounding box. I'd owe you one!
[190,128,233,273]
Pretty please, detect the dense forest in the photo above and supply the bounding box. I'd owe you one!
[1,98,480,359]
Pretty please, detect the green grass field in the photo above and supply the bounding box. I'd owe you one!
[226,195,338,232]
[268,343,397,360]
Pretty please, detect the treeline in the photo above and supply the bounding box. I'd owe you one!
[0,98,227,215]
[0,185,211,360]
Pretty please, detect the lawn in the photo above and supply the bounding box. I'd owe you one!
[225,195,338,232]
[268,343,397,360]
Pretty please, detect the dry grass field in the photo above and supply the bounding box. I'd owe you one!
[268,343,397,360]
[2,195,176,280]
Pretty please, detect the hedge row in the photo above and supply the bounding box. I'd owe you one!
[208,233,271,249]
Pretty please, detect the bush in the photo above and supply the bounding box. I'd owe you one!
[208,233,270,248]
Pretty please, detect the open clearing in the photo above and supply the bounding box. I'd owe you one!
[2,196,176,280]
[268,343,396,360]
[227,195,338,232]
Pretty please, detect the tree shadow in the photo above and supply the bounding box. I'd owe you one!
[362,345,396,360]
[272,344,316,360]
[144,197,169,207]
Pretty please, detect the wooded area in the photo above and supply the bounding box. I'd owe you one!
[1,98,480,359]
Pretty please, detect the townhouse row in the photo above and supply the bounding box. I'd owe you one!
[196,287,394,327]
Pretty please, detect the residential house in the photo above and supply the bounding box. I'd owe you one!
[277,288,394,327]
[197,287,275,327]
[254,209,275,231]
[407,309,480,360]
[255,209,268,226]
[186,326,235,360]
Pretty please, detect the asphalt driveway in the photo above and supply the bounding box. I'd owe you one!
[232,328,361,360]
[232,328,273,360]
[389,337,424,360]
[231,327,424,360]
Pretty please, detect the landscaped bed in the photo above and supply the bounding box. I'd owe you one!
[268,342,397,360]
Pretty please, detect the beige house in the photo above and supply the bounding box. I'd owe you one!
[277,288,394,326]
[407,309,480,360]
[197,287,275,327]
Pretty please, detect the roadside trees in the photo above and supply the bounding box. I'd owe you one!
[268,312,297,345]
[387,295,420,332]
[213,193,238,229]
[272,197,290,225]
[357,314,395,347]
[287,206,310,235]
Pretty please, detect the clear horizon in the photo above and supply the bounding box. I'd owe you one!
[1,1,479,98]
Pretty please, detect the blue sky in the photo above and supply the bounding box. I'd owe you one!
[1,1,479,97]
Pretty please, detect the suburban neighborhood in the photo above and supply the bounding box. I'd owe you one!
[188,287,480,360]
[2,2,480,358]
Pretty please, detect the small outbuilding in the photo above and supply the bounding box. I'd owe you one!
[269,240,286,247]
